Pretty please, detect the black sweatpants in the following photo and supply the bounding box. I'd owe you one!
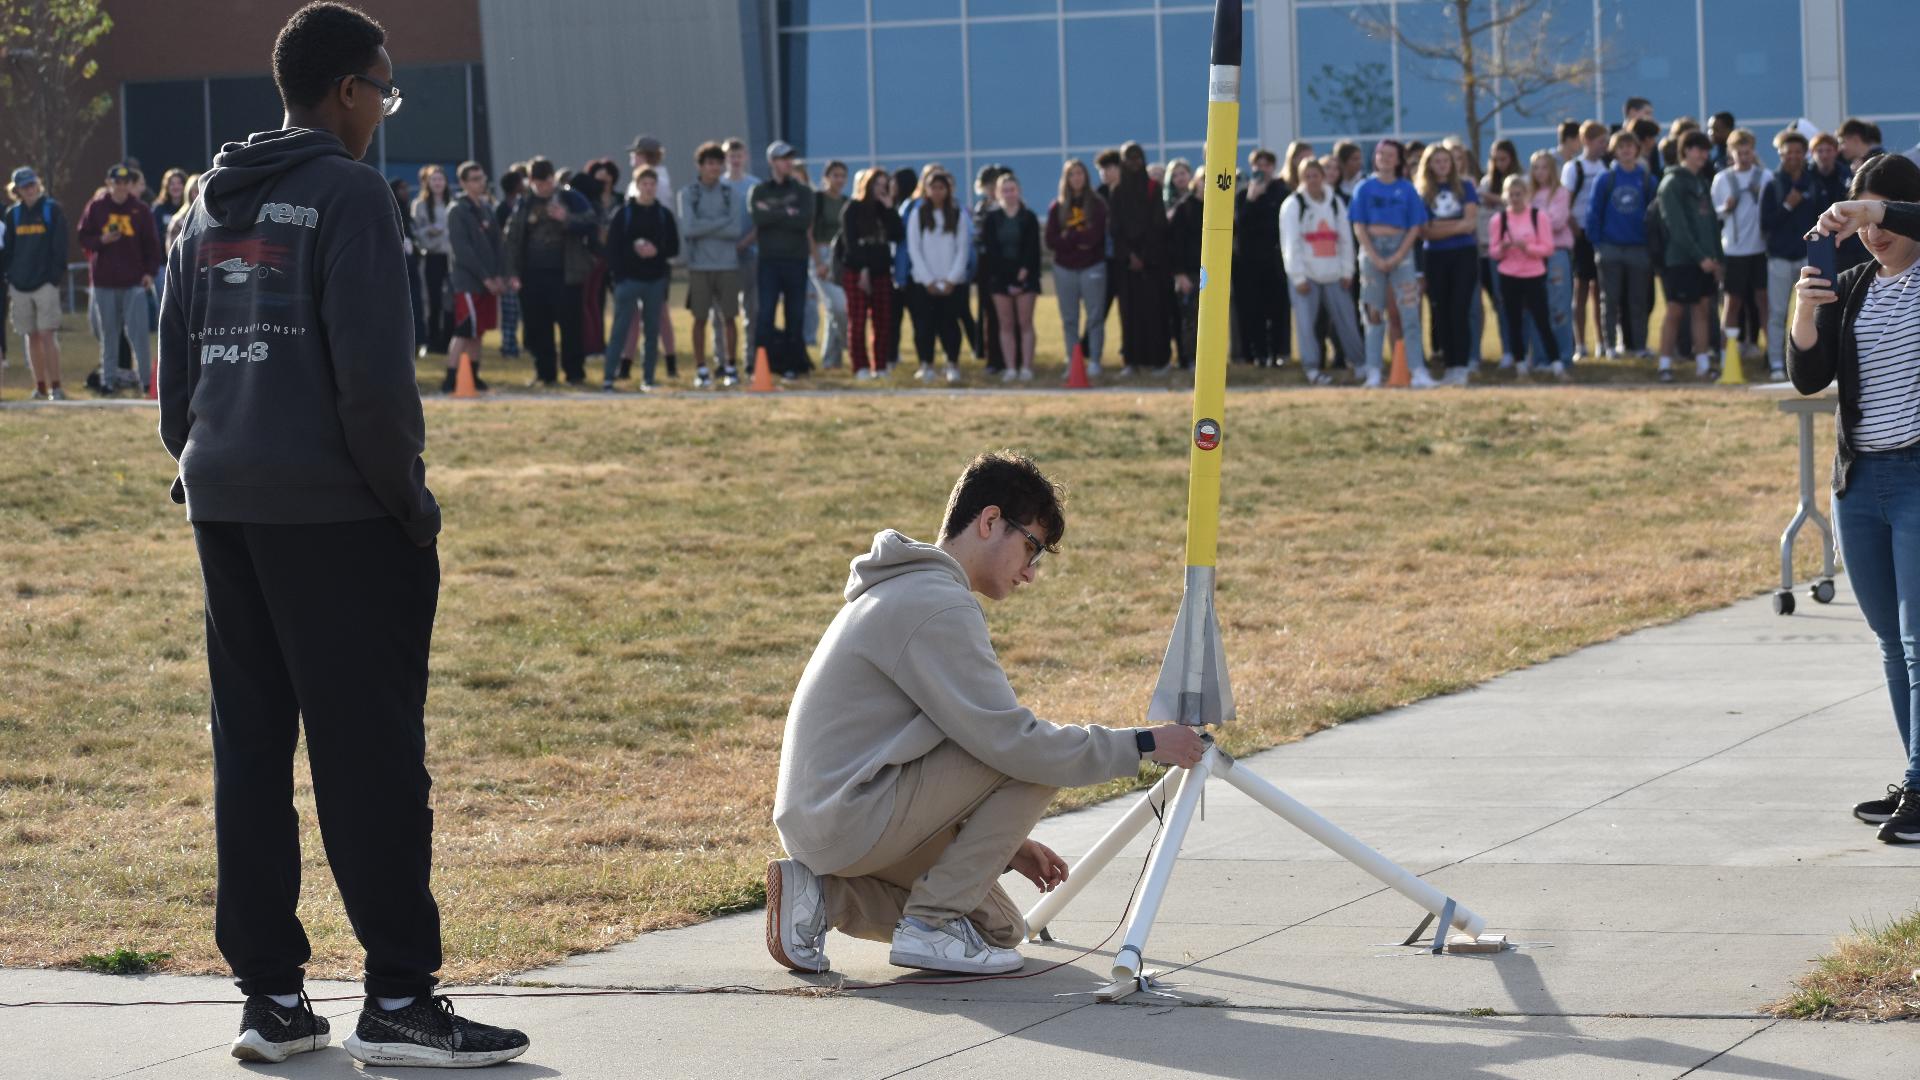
[196,517,442,999]
[1118,264,1171,370]
[1232,253,1290,363]
[423,252,452,354]
[519,267,585,383]
[1425,246,1480,370]
[912,285,965,365]
[1500,272,1559,365]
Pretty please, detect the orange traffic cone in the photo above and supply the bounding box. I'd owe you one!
[148,367,158,400]
[750,346,776,392]
[452,350,481,398]
[1066,343,1091,389]
[1388,336,1411,388]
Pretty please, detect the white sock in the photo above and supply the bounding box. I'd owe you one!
[1724,327,1741,341]
[376,996,415,1011]
[269,993,301,1008]
[1696,353,1712,373]
[1658,356,1673,371]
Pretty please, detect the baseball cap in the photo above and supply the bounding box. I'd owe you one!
[766,140,796,162]
[107,164,135,182]
[628,134,662,155]
[10,167,37,187]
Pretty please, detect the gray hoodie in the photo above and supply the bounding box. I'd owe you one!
[774,530,1141,875]
[157,128,439,544]
[677,179,746,272]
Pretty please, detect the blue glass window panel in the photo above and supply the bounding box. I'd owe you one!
[1398,1,1487,138]
[1066,0,1152,9]
[873,0,959,20]
[384,65,471,166]
[1844,0,1911,117]
[969,0,1053,15]
[1875,120,1920,159]
[1065,16,1158,149]
[1600,0,1699,122]
[875,26,965,154]
[125,80,209,177]
[1703,0,1800,123]
[968,20,1060,150]
[1490,0,1596,128]
[1295,5,1394,137]
[778,0,866,27]
[781,29,870,159]
[1162,11,1258,146]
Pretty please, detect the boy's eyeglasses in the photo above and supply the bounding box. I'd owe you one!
[1009,521,1047,568]
[338,72,404,117]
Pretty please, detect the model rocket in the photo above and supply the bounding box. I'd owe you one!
[1147,0,1240,730]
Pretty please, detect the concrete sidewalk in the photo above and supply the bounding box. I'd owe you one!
[5,582,1914,1078]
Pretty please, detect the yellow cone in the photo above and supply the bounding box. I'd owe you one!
[1717,336,1745,386]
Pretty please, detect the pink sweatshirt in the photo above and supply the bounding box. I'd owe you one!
[1531,186,1573,249]
[1487,207,1554,278]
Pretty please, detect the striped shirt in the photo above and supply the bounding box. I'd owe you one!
[1852,260,1920,452]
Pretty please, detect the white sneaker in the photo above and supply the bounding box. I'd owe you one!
[945,364,961,384]
[1551,361,1569,381]
[1497,355,1515,371]
[1018,367,1033,382]
[1085,360,1103,377]
[1363,368,1383,389]
[888,916,1024,975]
[1000,367,1016,382]
[854,368,874,381]
[1770,366,1786,382]
[1515,360,1532,378]
[1572,345,1589,361]
[765,859,831,973]
[1115,365,1136,378]
[1409,367,1440,389]
[916,364,934,382]
[1305,368,1333,386]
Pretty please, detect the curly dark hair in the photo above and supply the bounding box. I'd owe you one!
[273,3,386,111]
[941,451,1066,552]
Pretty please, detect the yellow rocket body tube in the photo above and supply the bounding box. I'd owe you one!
[1185,89,1240,570]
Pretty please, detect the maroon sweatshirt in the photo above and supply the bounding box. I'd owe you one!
[77,192,163,289]
[1045,195,1107,270]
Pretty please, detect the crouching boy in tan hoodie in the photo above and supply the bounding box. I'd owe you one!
[767,451,1208,976]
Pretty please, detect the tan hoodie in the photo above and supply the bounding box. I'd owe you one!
[774,530,1143,875]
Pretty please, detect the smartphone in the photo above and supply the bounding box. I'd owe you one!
[1805,232,1838,284]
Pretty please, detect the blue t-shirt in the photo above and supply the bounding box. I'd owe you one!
[1349,177,1429,232]
[1422,179,1479,252]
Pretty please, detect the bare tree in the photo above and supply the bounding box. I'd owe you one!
[1305,60,1398,137]
[1355,0,1610,166]
[0,0,114,191]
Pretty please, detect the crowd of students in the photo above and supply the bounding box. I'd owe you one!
[2,99,1904,401]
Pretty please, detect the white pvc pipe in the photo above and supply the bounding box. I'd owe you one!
[1216,755,1486,938]
[1024,769,1177,938]
[1110,753,1214,981]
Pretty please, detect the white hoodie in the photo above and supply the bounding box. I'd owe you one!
[774,530,1142,875]
[1279,187,1355,285]
[906,204,972,289]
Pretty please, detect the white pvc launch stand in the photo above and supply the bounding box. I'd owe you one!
[1025,742,1488,1001]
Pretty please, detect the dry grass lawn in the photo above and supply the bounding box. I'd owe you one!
[0,384,1834,984]
[1774,909,1920,1021]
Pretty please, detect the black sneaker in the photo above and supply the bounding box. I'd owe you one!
[344,995,529,1068]
[618,356,633,380]
[1855,784,1904,825]
[440,370,458,394]
[1876,788,1920,844]
[1657,368,1675,383]
[231,992,329,1063]
[664,354,678,378]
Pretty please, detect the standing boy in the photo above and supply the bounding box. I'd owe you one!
[157,3,530,1066]
[444,159,501,393]
[1655,130,1724,382]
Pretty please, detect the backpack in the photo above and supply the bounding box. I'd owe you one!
[1644,185,1667,264]
[1497,206,1542,246]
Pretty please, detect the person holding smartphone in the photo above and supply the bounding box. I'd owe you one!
[1790,153,1920,845]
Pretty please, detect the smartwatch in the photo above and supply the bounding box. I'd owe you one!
[1135,729,1156,756]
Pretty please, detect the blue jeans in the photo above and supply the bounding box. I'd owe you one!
[1360,233,1424,375]
[605,276,668,384]
[1835,449,1920,789]
[1523,248,1574,365]
[756,255,811,375]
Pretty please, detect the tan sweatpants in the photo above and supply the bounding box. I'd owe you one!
[821,740,1056,949]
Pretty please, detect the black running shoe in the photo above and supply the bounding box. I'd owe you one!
[344,995,529,1068]
[440,370,458,394]
[1855,784,1904,825]
[1876,788,1920,844]
[231,993,329,1063]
